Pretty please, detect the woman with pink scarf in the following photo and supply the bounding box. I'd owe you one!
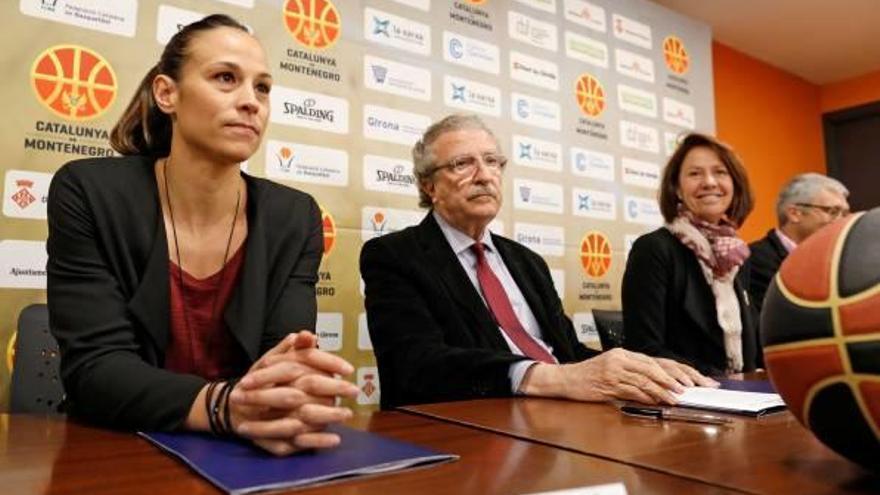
[622,133,760,376]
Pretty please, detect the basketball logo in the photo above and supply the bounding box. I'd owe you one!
[465,0,488,4]
[283,0,341,50]
[31,45,117,121]
[663,35,689,75]
[580,231,612,278]
[575,74,605,118]
[320,205,336,256]
[6,331,15,375]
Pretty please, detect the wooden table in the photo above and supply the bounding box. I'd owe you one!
[0,413,734,494]
[403,396,880,495]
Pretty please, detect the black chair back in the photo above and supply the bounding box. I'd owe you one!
[592,309,624,350]
[11,304,64,414]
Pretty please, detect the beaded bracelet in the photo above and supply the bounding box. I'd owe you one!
[221,378,240,435]
[204,381,221,436]
[214,380,232,435]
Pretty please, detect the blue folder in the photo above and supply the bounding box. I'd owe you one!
[139,425,458,494]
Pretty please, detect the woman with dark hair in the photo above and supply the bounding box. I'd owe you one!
[622,133,759,376]
[47,14,357,455]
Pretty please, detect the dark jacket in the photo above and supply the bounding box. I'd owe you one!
[47,155,323,430]
[360,212,597,409]
[621,228,759,375]
[746,229,789,316]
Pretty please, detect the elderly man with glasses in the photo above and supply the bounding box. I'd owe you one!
[747,173,850,317]
[359,114,715,410]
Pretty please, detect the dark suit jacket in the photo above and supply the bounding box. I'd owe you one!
[746,229,788,316]
[360,212,597,409]
[47,155,323,431]
[621,228,759,375]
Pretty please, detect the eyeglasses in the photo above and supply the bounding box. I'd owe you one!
[796,203,849,218]
[432,153,508,176]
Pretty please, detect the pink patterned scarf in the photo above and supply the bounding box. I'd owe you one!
[669,207,750,280]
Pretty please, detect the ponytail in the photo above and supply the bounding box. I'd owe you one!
[109,65,171,156]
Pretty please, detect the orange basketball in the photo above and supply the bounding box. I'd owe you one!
[663,36,689,75]
[575,74,605,118]
[31,45,117,121]
[283,0,341,50]
[762,209,880,471]
[320,206,336,256]
[580,232,611,278]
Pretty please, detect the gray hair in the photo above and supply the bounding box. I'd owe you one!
[412,114,500,208]
[776,173,849,225]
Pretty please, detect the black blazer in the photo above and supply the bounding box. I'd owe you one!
[621,228,759,376]
[360,212,597,409]
[47,156,323,430]
[746,229,788,316]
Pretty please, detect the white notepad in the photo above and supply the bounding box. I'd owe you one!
[675,387,787,416]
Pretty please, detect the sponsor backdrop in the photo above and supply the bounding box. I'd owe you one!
[0,0,712,412]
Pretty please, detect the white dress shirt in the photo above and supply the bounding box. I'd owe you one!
[433,211,555,392]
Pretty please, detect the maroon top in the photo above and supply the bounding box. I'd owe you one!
[165,245,247,380]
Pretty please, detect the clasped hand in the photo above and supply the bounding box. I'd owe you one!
[228,331,359,455]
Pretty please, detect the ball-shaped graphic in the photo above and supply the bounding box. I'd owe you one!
[575,74,605,118]
[580,231,612,278]
[762,208,880,471]
[663,35,690,75]
[31,45,117,121]
[320,205,336,256]
[283,0,341,50]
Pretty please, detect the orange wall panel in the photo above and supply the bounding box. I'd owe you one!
[712,42,825,242]
[820,69,880,113]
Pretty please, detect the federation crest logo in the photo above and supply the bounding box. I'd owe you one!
[31,45,117,121]
[370,211,387,234]
[11,180,37,210]
[276,146,295,172]
[575,74,605,118]
[283,0,341,50]
[580,231,612,278]
[40,0,59,11]
[320,205,336,257]
[663,35,689,74]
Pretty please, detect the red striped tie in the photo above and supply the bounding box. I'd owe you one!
[471,242,556,363]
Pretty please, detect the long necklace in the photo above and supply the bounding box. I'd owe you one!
[163,157,241,354]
